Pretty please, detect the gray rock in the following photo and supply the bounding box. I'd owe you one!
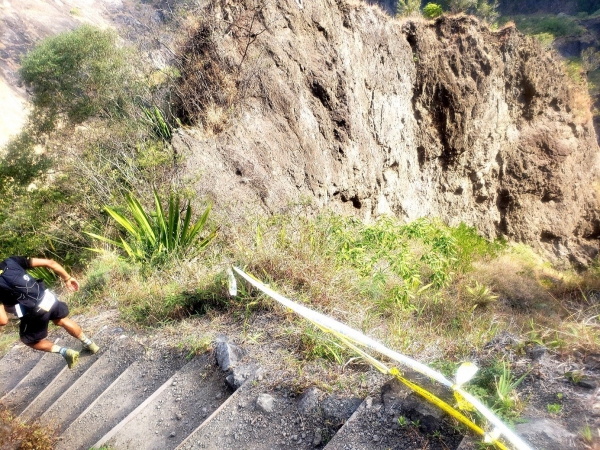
[577,379,597,390]
[297,386,321,414]
[381,379,408,413]
[215,338,245,371]
[313,428,322,446]
[584,353,600,370]
[456,436,478,449]
[402,394,445,434]
[321,396,362,424]
[225,363,258,390]
[526,344,547,362]
[256,393,275,413]
[515,418,575,450]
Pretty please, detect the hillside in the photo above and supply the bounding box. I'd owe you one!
[173,0,600,267]
[2,1,600,449]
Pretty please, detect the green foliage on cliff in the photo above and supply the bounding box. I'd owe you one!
[501,14,586,38]
[397,0,423,16]
[448,0,499,22]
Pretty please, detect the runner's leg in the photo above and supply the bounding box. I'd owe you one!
[52,317,82,339]
[27,339,54,352]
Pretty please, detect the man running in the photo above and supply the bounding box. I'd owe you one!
[0,256,99,369]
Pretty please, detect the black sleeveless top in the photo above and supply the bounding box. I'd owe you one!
[0,257,46,311]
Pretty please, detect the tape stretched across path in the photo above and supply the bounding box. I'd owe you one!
[232,266,534,450]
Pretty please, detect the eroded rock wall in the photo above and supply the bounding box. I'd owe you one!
[175,0,600,265]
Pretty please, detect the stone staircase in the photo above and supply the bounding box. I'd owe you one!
[0,326,469,450]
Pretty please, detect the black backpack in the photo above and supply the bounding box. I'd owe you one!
[0,258,46,314]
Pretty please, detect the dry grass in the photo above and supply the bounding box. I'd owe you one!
[71,211,600,395]
[0,408,56,450]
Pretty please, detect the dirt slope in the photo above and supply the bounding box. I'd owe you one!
[174,0,600,266]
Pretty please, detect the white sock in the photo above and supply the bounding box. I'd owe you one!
[78,333,92,346]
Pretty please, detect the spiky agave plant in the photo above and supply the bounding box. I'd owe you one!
[87,189,217,265]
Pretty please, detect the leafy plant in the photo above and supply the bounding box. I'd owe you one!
[448,0,476,13]
[0,408,56,450]
[494,362,527,416]
[580,424,593,444]
[87,189,217,265]
[565,370,584,384]
[423,3,444,19]
[469,360,527,421]
[547,403,562,414]
[503,14,586,38]
[0,132,51,193]
[142,106,172,141]
[27,267,59,287]
[466,281,498,307]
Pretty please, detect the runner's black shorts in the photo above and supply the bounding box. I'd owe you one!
[19,300,70,345]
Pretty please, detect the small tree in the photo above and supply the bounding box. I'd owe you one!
[475,0,499,23]
[20,25,137,130]
[423,3,444,19]
[396,0,422,17]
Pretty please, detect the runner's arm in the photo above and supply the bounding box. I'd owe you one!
[29,258,79,292]
[0,304,7,326]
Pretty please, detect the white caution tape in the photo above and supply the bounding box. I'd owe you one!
[232,266,534,450]
[226,267,237,297]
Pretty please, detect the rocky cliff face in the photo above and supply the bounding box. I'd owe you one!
[175,0,600,266]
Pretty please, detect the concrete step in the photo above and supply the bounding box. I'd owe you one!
[176,382,337,450]
[18,329,115,422]
[96,352,230,450]
[38,335,143,432]
[1,336,80,415]
[0,343,43,399]
[57,347,189,450]
[323,378,463,450]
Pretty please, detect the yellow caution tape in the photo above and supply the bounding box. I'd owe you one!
[332,329,508,450]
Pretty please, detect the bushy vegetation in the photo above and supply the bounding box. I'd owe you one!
[1,24,182,267]
[20,25,138,131]
[500,14,587,39]
[423,2,444,18]
[0,408,56,450]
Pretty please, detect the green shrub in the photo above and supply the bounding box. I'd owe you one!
[20,25,137,129]
[475,0,499,23]
[423,3,444,18]
[88,189,217,265]
[508,15,586,38]
[534,32,555,49]
[396,0,423,17]
[0,132,51,192]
